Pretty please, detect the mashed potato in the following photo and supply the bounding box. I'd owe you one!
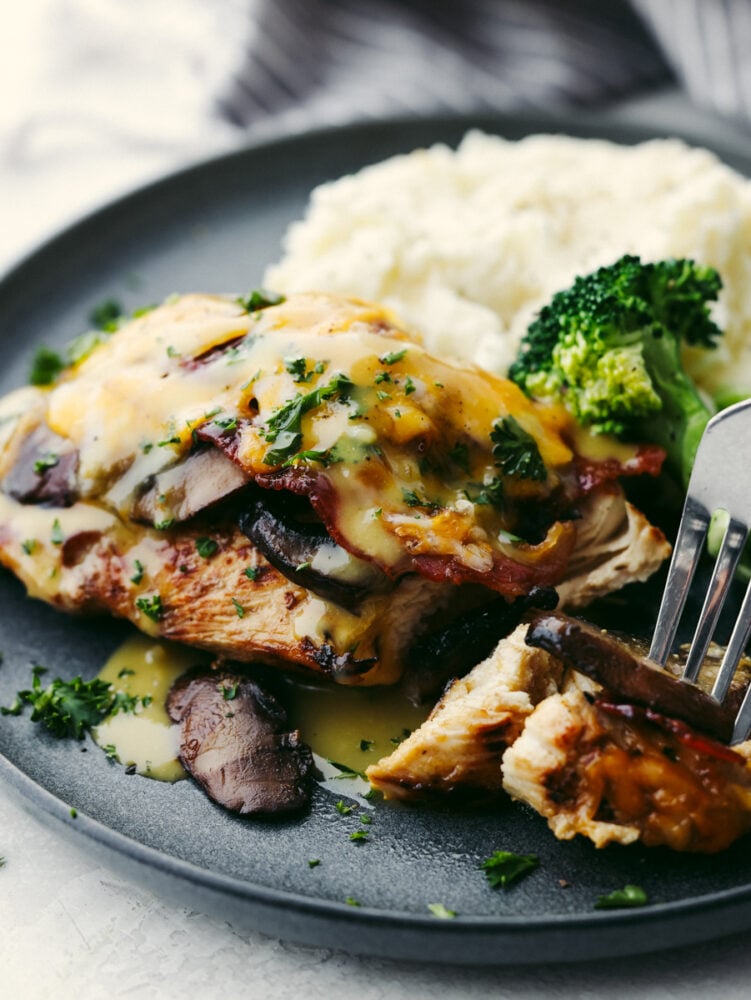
[266,131,751,398]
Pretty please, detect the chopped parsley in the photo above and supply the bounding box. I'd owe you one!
[389,727,412,746]
[157,435,181,447]
[29,346,65,386]
[1,668,145,740]
[349,830,369,843]
[195,537,218,559]
[220,682,239,701]
[284,356,318,383]
[89,298,123,331]
[345,896,361,907]
[427,903,456,919]
[69,807,78,819]
[359,738,374,752]
[262,373,353,465]
[33,452,59,475]
[130,559,144,585]
[466,477,505,511]
[308,858,321,869]
[50,519,64,545]
[379,348,407,365]
[335,800,353,816]
[21,539,37,556]
[117,668,135,679]
[481,850,539,889]
[327,760,366,780]
[374,371,392,385]
[237,288,285,312]
[404,375,416,395]
[103,743,119,760]
[595,885,649,910]
[244,566,260,581]
[490,416,546,481]
[401,488,439,511]
[231,597,246,618]
[153,519,175,531]
[135,594,163,621]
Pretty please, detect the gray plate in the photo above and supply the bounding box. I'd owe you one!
[2,113,751,966]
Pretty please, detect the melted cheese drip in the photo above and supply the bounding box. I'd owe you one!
[93,634,210,781]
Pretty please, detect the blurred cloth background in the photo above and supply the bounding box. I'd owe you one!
[1,0,750,265]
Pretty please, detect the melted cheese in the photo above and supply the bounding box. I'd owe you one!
[34,293,585,578]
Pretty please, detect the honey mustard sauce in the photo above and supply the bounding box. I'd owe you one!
[92,632,428,784]
[93,634,210,781]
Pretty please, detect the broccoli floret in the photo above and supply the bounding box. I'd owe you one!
[508,255,723,487]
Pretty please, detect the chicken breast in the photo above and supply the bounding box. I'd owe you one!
[502,688,751,853]
[366,624,562,800]
[0,291,668,685]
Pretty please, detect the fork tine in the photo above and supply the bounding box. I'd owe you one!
[712,574,751,703]
[682,515,748,683]
[649,496,710,666]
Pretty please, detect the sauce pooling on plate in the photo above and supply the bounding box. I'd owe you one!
[93,635,209,781]
[93,633,428,780]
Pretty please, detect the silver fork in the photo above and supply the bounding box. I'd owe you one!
[649,397,751,744]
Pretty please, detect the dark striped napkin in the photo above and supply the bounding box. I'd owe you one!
[216,0,750,130]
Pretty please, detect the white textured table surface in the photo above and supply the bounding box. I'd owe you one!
[4,5,751,997]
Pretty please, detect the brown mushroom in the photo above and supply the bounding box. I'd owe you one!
[132,447,249,526]
[2,426,78,507]
[166,667,314,815]
[524,611,739,742]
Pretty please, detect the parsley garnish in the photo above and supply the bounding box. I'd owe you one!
[490,416,546,481]
[262,373,353,465]
[374,371,392,385]
[33,453,59,475]
[360,739,374,752]
[135,594,163,621]
[195,537,218,559]
[21,539,37,556]
[404,375,416,395]
[50,519,64,545]
[379,348,407,365]
[349,830,369,843]
[237,289,285,312]
[103,743,119,760]
[130,559,144,585]
[467,477,505,511]
[117,668,135,678]
[89,299,123,331]
[69,807,78,819]
[308,858,321,869]
[284,356,318,383]
[595,885,649,910]
[231,597,246,618]
[345,896,361,907]
[427,903,456,919]
[335,800,353,816]
[29,347,65,386]
[244,566,260,581]
[1,669,144,740]
[389,727,412,746]
[327,760,366,780]
[401,488,439,511]
[221,682,239,701]
[481,850,539,889]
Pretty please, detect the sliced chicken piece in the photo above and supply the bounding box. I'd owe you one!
[502,688,751,853]
[555,489,671,609]
[366,624,562,800]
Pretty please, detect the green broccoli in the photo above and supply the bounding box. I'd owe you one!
[508,255,723,487]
